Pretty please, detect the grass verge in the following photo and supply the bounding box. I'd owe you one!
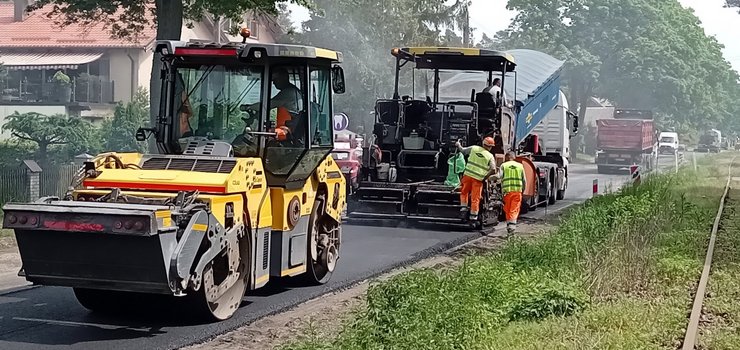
[282,155,729,350]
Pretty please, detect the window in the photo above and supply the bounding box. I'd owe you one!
[264,65,307,175]
[331,151,350,161]
[172,64,264,156]
[309,66,332,147]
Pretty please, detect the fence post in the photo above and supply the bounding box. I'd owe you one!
[22,160,42,202]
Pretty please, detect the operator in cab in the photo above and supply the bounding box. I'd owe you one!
[482,78,510,107]
[243,67,304,142]
[501,152,526,235]
[455,137,497,222]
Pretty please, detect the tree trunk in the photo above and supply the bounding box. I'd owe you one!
[148,0,184,152]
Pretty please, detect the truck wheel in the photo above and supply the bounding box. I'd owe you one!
[539,177,551,207]
[597,166,605,174]
[556,176,566,200]
[303,195,339,285]
[548,177,557,205]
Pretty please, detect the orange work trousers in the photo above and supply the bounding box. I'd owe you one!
[503,192,523,224]
[460,175,483,214]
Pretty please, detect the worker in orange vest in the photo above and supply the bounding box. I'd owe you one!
[455,137,498,221]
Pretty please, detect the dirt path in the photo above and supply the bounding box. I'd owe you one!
[186,219,553,350]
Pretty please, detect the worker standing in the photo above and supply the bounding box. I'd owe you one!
[500,152,526,235]
[455,137,497,221]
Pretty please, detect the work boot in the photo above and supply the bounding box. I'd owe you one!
[460,207,469,218]
[507,223,516,236]
[470,213,479,221]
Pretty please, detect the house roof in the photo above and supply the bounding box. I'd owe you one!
[0,3,155,48]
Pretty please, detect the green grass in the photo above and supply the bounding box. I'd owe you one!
[281,154,731,350]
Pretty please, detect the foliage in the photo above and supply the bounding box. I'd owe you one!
[727,0,740,11]
[1,112,98,164]
[492,0,740,133]
[290,0,473,134]
[101,88,150,153]
[52,70,71,86]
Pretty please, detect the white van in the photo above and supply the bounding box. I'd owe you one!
[659,132,679,154]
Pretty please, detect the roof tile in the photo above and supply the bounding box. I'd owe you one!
[0,3,156,48]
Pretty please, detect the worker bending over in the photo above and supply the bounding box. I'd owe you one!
[455,137,497,221]
[501,152,526,235]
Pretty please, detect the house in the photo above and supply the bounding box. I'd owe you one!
[0,0,281,139]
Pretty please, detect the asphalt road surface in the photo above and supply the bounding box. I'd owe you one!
[0,161,657,350]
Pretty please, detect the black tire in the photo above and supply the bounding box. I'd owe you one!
[303,196,338,285]
[548,176,557,205]
[556,175,566,200]
[596,165,605,174]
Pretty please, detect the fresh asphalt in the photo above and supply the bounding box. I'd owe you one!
[0,157,686,350]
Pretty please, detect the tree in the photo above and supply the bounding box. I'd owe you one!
[27,0,310,151]
[101,87,150,153]
[493,0,740,134]
[727,0,740,11]
[2,112,98,164]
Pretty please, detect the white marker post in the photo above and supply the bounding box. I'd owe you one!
[675,151,679,174]
[693,152,697,172]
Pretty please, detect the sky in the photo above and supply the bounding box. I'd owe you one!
[286,0,740,72]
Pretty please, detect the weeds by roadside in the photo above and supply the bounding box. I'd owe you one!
[280,155,729,350]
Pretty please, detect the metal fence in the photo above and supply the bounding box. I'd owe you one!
[0,164,78,208]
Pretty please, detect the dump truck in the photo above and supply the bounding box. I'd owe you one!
[595,109,657,173]
[347,47,564,228]
[696,129,722,153]
[2,33,347,321]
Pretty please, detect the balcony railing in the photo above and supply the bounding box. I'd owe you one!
[0,76,115,104]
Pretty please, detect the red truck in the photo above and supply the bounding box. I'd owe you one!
[332,132,364,194]
[595,109,657,174]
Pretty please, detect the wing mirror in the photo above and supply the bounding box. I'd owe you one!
[331,66,346,94]
[136,127,157,141]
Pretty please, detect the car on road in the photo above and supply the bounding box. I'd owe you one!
[658,132,679,155]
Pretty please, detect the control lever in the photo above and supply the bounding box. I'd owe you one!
[244,127,277,138]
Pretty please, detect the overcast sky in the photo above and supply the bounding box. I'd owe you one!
[287,0,740,72]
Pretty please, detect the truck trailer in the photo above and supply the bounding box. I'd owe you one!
[595,109,657,174]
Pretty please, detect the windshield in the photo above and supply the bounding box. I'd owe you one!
[331,151,350,160]
[660,137,675,143]
[173,64,263,155]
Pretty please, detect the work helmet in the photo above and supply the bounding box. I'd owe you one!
[483,137,495,147]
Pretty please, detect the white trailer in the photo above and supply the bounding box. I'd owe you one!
[531,90,578,200]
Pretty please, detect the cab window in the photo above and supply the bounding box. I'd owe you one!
[264,65,308,176]
[309,66,333,147]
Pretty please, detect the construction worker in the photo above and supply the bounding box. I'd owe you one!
[501,151,526,235]
[455,137,497,221]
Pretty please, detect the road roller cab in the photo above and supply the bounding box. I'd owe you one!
[2,33,347,321]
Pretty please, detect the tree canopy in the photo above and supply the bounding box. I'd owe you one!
[1,112,97,164]
[101,88,150,153]
[493,0,740,135]
[291,0,472,133]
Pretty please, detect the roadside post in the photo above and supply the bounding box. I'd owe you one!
[592,179,598,197]
[630,165,641,185]
[675,151,679,174]
[693,152,697,172]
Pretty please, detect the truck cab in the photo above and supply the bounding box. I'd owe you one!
[658,132,679,154]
